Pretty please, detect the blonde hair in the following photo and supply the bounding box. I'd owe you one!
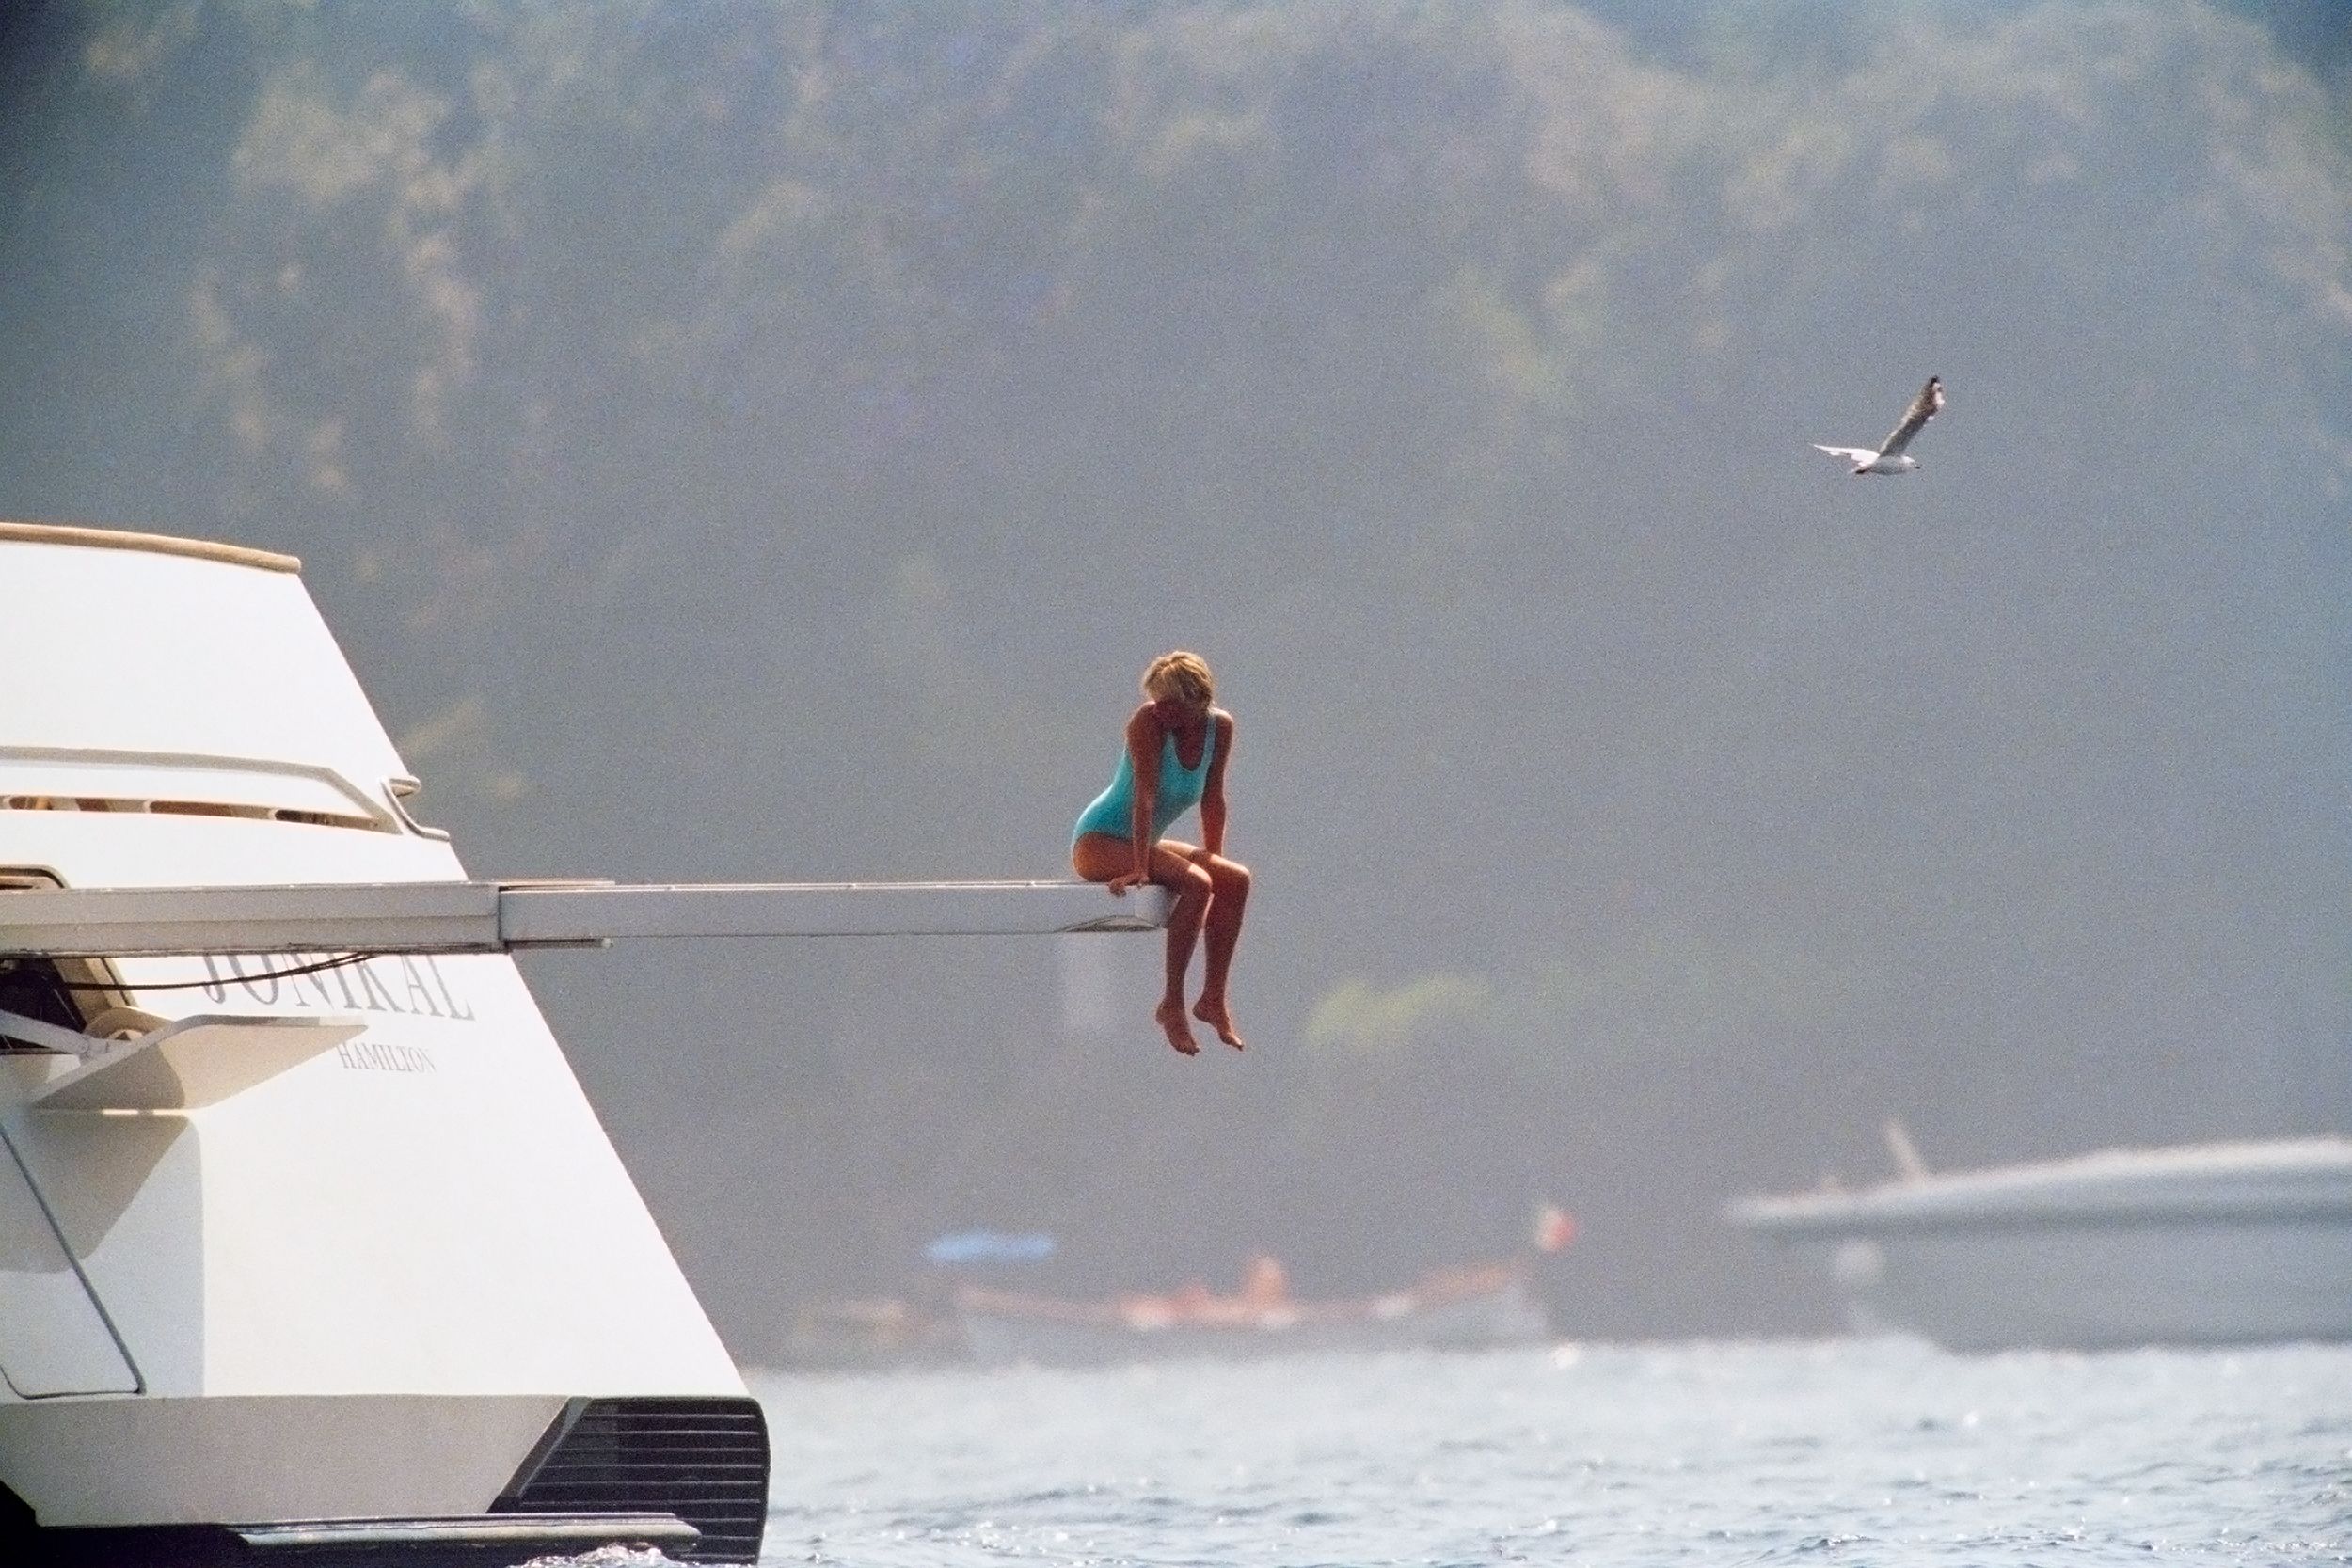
[1142,650,1214,706]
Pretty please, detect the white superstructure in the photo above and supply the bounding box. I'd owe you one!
[0,524,757,1561]
[1728,1137,2352,1350]
[0,523,1163,1564]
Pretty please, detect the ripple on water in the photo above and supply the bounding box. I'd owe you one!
[738,1340,2352,1566]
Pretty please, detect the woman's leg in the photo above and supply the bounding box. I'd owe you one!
[1074,833,1214,1055]
[1186,850,1250,1049]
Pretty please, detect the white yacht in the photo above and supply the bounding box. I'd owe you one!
[0,522,1164,1564]
[1728,1135,2352,1350]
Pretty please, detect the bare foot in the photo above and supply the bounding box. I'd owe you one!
[1155,999,1200,1056]
[1192,997,1246,1051]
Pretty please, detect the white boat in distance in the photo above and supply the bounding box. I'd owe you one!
[1727,1137,2352,1351]
[0,523,1167,1565]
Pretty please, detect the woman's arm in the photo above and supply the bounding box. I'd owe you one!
[1200,710,1233,857]
[1111,706,1161,892]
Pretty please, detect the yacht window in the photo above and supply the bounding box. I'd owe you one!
[0,872,125,1051]
[0,753,393,832]
[0,958,88,1052]
[1,796,376,830]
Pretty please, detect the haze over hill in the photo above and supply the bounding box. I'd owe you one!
[3,0,2347,1350]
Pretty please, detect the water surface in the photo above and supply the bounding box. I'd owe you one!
[714,1338,2352,1565]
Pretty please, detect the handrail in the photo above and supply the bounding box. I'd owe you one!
[0,1118,145,1395]
[0,746,399,833]
[0,519,298,573]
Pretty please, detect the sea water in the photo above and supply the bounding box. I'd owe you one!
[561,1338,2352,1566]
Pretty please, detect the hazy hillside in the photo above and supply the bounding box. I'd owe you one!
[3,0,2346,1347]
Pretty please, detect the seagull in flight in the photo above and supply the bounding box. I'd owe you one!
[1813,376,1944,475]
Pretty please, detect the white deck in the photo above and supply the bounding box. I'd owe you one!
[31,1016,368,1111]
[0,879,1170,957]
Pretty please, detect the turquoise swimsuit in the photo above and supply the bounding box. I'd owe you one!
[1073,720,1216,847]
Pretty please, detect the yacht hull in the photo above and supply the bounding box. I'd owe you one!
[0,527,768,1561]
[0,1395,561,1526]
[1729,1138,2352,1351]
[24,1513,701,1568]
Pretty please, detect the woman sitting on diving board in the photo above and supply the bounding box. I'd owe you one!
[1073,650,1250,1056]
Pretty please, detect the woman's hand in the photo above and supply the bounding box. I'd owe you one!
[1107,866,1150,896]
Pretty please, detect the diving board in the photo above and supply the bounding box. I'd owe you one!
[0,879,1170,958]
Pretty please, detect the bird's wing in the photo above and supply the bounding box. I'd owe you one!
[1877,376,1944,457]
[1812,444,1876,464]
